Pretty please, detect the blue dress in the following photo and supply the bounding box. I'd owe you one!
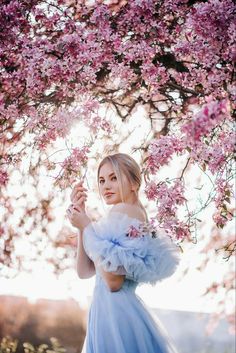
[81,211,181,353]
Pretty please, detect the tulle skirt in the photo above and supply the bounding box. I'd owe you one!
[81,275,179,353]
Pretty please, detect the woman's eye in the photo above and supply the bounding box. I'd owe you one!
[111,176,117,181]
[99,180,104,184]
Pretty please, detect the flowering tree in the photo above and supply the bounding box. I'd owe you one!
[0,0,235,332]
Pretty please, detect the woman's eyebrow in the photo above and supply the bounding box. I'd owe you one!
[99,172,115,179]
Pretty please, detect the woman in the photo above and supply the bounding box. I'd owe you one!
[67,153,181,353]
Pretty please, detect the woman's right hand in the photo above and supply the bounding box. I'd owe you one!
[70,180,88,211]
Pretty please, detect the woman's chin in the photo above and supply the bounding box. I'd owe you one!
[104,197,121,205]
[105,199,115,205]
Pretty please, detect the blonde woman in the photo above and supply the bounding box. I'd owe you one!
[67,153,181,353]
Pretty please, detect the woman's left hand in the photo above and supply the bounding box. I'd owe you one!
[66,204,91,231]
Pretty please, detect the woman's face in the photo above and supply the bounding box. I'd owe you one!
[98,162,134,205]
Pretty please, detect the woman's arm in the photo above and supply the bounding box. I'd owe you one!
[98,266,125,292]
[77,230,96,279]
[67,207,95,279]
[67,181,96,279]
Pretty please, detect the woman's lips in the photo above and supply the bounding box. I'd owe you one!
[104,193,114,197]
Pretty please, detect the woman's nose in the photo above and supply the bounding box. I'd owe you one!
[103,181,111,189]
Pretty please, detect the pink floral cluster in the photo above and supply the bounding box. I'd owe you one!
[212,178,234,228]
[141,62,169,94]
[181,100,230,144]
[145,180,189,240]
[146,136,185,174]
[0,169,9,187]
[185,129,235,175]
[161,219,192,241]
[55,146,90,188]
[174,0,235,98]
[75,99,112,135]
[145,179,186,208]
[126,221,158,239]
[31,106,79,150]
[0,0,234,169]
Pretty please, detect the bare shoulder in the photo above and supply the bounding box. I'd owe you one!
[110,203,146,222]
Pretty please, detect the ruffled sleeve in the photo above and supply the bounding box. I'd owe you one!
[83,211,181,286]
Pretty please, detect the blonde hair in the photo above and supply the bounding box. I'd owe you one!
[97,153,148,221]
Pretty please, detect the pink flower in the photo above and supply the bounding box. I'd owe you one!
[0,226,4,236]
[145,181,159,201]
[212,211,233,229]
[126,225,141,238]
[0,170,9,186]
[126,222,159,239]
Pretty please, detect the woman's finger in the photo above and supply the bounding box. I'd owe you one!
[70,186,87,202]
[78,188,88,195]
[73,187,88,196]
[71,186,82,201]
[67,209,73,218]
[74,197,87,207]
[72,191,87,202]
[75,180,85,189]
[67,204,78,213]
[66,207,72,214]
[73,205,82,212]
[67,209,80,221]
[71,194,87,206]
[76,184,87,190]
[73,198,87,209]
[66,210,72,220]
[70,181,84,194]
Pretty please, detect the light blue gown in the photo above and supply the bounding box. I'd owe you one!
[81,211,181,353]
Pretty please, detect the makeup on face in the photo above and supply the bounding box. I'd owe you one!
[98,162,134,205]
